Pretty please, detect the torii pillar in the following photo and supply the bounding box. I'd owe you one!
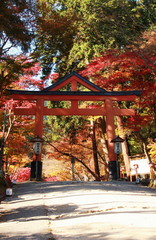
[105,98,117,179]
[30,98,44,180]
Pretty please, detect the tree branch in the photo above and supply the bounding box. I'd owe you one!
[44,139,98,179]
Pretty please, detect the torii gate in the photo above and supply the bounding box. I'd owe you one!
[9,72,141,180]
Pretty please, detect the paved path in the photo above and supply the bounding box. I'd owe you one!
[0,181,156,240]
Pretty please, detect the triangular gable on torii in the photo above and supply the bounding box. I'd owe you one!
[42,71,106,92]
[9,71,141,97]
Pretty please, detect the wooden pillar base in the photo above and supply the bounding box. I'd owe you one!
[108,161,120,180]
[30,161,42,181]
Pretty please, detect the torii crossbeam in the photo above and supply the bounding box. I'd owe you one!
[9,72,141,180]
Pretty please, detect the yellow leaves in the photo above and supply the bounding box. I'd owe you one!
[148,142,156,163]
[7,154,30,175]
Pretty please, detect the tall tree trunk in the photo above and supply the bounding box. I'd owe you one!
[116,116,131,181]
[140,136,152,163]
[91,118,100,181]
[99,117,109,180]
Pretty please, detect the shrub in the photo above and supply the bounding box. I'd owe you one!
[11,167,30,182]
[43,176,58,182]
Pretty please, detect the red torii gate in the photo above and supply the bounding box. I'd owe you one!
[9,72,141,180]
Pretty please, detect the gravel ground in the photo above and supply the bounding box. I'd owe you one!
[0,181,156,240]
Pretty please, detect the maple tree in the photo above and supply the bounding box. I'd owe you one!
[0,57,51,173]
[0,0,37,105]
[0,106,35,173]
[0,0,36,92]
[0,57,37,101]
[80,30,156,169]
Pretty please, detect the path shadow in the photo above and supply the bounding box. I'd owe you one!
[14,180,156,197]
[0,233,55,240]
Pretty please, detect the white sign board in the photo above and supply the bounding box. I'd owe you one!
[130,159,150,176]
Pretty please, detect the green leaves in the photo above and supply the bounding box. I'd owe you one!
[34,0,155,75]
